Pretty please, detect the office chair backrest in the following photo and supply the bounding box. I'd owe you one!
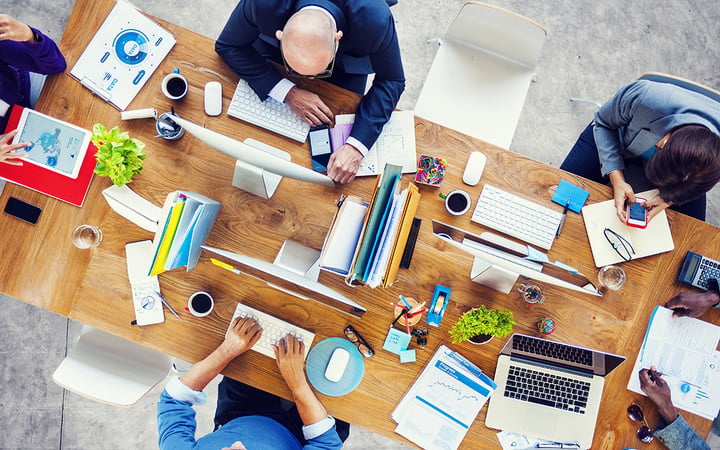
[638,72,720,104]
[445,2,546,69]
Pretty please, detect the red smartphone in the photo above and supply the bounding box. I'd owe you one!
[626,197,647,229]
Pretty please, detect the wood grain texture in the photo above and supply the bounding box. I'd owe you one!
[2,0,716,447]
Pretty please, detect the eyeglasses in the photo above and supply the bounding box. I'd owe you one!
[344,325,374,358]
[604,228,635,262]
[627,403,654,443]
[280,40,337,79]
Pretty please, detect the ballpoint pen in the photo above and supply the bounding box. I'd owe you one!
[556,199,570,238]
[155,291,182,321]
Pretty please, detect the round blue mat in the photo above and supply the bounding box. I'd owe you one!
[306,337,364,397]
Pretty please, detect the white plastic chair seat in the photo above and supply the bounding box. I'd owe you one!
[53,326,173,407]
[414,2,546,149]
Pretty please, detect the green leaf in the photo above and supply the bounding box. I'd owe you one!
[91,123,147,186]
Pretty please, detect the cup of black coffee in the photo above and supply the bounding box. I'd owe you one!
[187,291,214,317]
[161,68,188,100]
[441,189,472,216]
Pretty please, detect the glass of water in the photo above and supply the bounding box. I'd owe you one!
[72,225,103,249]
[598,265,627,290]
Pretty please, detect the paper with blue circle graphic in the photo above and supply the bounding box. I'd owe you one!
[69,1,175,110]
[627,305,720,419]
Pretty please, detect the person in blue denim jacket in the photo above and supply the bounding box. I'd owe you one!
[637,286,720,449]
[157,316,343,450]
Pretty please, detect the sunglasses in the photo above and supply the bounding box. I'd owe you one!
[344,325,374,358]
[280,40,337,79]
[627,403,654,443]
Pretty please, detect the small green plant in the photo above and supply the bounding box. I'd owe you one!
[91,123,146,186]
[449,305,515,343]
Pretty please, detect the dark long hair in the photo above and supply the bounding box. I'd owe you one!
[645,125,720,204]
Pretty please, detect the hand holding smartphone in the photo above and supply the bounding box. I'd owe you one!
[626,197,647,228]
[308,125,332,172]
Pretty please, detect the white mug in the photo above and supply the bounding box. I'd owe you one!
[442,189,472,216]
[161,68,188,100]
[187,291,214,317]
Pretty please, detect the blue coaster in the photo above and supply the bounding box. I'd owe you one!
[306,337,364,397]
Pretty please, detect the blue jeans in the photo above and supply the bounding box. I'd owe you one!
[560,123,707,221]
[214,377,350,443]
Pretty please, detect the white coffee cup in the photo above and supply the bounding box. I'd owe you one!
[161,68,188,100]
[187,291,214,317]
[441,189,472,216]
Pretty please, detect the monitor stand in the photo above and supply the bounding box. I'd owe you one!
[470,257,519,294]
[231,138,291,199]
[267,240,321,299]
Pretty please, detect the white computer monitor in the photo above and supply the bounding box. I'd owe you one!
[202,243,366,317]
[168,114,335,191]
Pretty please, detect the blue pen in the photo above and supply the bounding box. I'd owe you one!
[398,294,412,309]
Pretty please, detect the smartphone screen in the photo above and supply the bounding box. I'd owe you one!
[4,197,41,224]
[309,125,332,172]
[626,198,647,228]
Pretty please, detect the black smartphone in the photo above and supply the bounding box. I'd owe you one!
[309,125,332,172]
[4,197,42,224]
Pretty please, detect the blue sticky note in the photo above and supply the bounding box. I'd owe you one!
[552,180,589,213]
[382,327,411,355]
[400,349,416,363]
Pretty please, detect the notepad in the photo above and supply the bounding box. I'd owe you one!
[582,189,674,267]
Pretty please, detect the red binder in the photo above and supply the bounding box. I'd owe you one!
[1,105,97,207]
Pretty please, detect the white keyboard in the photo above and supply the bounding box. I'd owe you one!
[471,184,563,250]
[227,79,310,143]
[226,303,315,360]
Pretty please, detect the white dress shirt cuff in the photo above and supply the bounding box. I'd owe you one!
[345,137,369,157]
[269,78,296,103]
[302,416,336,440]
[165,376,207,406]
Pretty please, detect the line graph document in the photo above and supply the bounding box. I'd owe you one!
[393,344,496,450]
[627,306,720,419]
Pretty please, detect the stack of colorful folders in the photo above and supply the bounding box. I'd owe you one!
[148,191,221,276]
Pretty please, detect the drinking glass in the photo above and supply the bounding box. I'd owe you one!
[598,265,627,290]
[72,225,103,249]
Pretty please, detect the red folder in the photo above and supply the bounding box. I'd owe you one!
[1,105,97,207]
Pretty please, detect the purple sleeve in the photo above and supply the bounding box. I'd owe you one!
[0,27,66,74]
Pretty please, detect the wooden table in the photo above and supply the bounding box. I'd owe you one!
[2,0,718,447]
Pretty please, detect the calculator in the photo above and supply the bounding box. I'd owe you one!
[677,251,720,290]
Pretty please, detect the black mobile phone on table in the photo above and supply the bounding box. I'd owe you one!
[309,125,332,172]
[4,197,41,224]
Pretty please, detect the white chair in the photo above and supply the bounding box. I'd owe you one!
[414,2,546,149]
[53,326,174,407]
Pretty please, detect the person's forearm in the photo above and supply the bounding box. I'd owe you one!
[291,383,329,426]
[657,401,679,424]
[180,343,236,391]
[608,170,626,188]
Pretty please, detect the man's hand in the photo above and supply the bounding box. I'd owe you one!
[220,316,262,359]
[645,195,671,223]
[608,170,635,222]
[274,334,309,394]
[327,144,362,184]
[285,86,333,127]
[665,291,720,318]
[0,130,29,166]
[638,367,678,424]
[0,14,34,42]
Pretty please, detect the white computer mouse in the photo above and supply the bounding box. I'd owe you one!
[204,81,223,116]
[324,347,350,382]
[463,151,487,186]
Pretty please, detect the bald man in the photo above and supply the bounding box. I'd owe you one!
[216,0,405,184]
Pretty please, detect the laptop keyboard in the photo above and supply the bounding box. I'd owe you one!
[512,335,593,366]
[505,365,591,414]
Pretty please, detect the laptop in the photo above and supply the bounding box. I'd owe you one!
[485,334,625,448]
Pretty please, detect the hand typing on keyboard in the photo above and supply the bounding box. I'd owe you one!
[274,334,309,392]
[285,86,333,128]
[222,316,263,358]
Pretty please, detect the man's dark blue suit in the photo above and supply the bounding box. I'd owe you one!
[215,0,405,151]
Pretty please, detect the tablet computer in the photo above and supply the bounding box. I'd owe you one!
[12,108,91,179]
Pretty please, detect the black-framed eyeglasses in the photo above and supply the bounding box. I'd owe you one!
[344,325,374,358]
[603,227,635,262]
[627,403,654,443]
[280,40,337,79]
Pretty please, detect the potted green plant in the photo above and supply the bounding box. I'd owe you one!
[91,123,147,186]
[449,305,515,344]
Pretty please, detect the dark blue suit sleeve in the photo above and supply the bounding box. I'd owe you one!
[215,0,286,99]
[349,12,405,151]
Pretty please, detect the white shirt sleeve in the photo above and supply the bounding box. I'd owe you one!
[302,415,336,440]
[268,78,296,103]
[164,376,207,406]
[345,136,369,157]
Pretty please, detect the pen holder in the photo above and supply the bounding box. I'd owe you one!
[393,297,422,328]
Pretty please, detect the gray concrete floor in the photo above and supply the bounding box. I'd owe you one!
[2,0,720,448]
